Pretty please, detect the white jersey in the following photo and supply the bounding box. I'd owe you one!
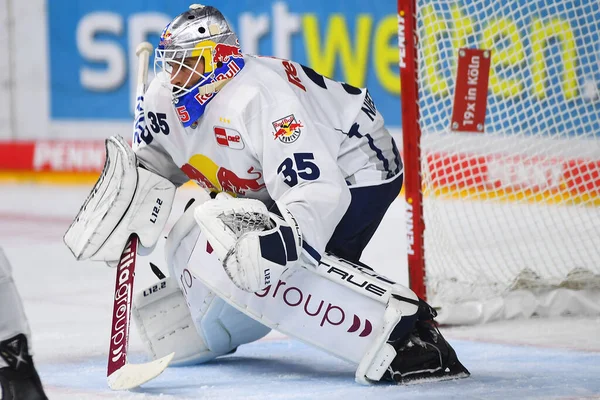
[135,55,402,263]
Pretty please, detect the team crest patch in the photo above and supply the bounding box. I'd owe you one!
[214,126,244,150]
[272,114,303,143]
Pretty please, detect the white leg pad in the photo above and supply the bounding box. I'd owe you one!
[133,274,270,366]
[316,256,421,384]
[132,276,214,366]
[164,204,421,383]
[355,296,407,384]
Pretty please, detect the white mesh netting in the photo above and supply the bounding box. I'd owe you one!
[412,0,600,322]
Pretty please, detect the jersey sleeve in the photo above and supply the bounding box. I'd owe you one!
[135,142,189,187]
[133,79,189,187]
[249,98,351,265]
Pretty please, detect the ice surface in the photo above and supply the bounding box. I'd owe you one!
[1,184,599,399]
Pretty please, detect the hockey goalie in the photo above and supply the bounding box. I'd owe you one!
[64,3,469,387]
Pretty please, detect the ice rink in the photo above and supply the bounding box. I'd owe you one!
[1,183,599,399]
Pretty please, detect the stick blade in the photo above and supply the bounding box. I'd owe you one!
[107,352,175,390]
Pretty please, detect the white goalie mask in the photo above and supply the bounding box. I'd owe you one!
[154,4,245,127]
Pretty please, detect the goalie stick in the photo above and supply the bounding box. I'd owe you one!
[106,42,174,391]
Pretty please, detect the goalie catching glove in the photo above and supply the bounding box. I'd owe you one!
[194,193,303,292]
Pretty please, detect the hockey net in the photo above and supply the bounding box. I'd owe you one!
[398,0,600,324]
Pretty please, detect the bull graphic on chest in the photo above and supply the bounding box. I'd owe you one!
[181,154,265,196]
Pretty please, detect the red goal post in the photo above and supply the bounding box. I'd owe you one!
[397,0,426,301]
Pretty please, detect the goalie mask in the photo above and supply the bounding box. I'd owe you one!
[154,4,245,127]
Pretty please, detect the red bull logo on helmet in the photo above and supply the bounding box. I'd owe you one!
[214,61,241,82]
[194,91,214,105]
[213,43,242,64]
[158,25,172,49]
[180,154,265,196]
[272,114,303,144]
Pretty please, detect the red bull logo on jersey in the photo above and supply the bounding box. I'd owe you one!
[272,114,303,144]
[180,154,265,196]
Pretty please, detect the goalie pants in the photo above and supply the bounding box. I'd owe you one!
[326,172,403,263]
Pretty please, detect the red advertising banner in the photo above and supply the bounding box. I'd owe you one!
[426,152,600,197]
[0,140,597,204]
[0,142,36,170]
[0,140,106,172]
[450,48,492,133]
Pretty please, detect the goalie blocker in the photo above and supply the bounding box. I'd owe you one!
[132,195,470,384]
[63,135,177,263]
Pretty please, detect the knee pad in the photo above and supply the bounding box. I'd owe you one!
[197,294,271,355]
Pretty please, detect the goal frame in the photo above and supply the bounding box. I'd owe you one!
[396,0,600,324]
